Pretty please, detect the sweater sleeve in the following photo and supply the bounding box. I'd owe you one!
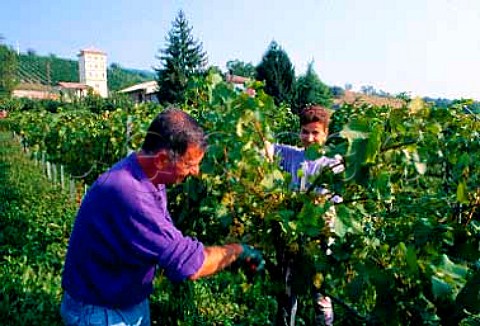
[112,185,205,282]
[273,143,305,185]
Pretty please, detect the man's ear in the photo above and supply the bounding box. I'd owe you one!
[153,150,171,170]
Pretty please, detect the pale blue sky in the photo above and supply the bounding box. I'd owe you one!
[2,0,480,99]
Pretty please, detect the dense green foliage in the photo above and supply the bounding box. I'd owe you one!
[330,86,345,98]
[2,104,151,185]
[156,10,207,104]
[0,44,19,97]
[17,52,154,91]
[1,74,479,324]
[0,131,77,325]
[256,41,296,106]
[293,61,332,113]
[177,78,480,325]
[325,99,480,324]
[0,92,136,114]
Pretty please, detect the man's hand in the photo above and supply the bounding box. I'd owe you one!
[239,244,265,273]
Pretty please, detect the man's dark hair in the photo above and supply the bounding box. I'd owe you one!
[141,108,207,156]
[299,105,330,128]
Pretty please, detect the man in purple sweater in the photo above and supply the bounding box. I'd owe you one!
[60,108,264,325]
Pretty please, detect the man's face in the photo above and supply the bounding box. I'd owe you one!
[300,122,328,148]
[157,145,205,184]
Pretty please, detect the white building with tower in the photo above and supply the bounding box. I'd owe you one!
[78,47,108,97]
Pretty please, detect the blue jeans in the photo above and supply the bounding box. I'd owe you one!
[60,292,151,326]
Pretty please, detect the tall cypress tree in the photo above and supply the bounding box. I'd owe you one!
[156,10,207,104]
[293,61,332,113]
[256,41,295,106]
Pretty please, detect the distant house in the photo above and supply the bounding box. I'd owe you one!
[12,83,59,100]
[57,82,91,100]
[119,80,159,104]
[225,74,249,91]
[226,74,256,96]
[118,74,254,105]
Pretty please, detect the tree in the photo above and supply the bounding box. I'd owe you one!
[0,43,18,97]
[330,85,345,97]
[360,85,376,96]
[293,61,331,113]
[377,89,390,98]
[156,10,207,104]
[226,59,256,78]
[396,91,411,102]
[256,41,295,106]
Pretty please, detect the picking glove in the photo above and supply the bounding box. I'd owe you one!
[239,244,265,273]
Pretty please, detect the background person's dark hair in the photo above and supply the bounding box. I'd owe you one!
[299,105,330,128]
[141,108,207,157]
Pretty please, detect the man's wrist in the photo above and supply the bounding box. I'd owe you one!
[224,243,243,258]
[239,244,251,260]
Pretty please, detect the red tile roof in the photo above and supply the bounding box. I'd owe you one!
[78,47,106,55]
[57,82,90,90]
[226,74,250,84]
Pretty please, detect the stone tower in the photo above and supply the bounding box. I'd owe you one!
[78,48,108,97]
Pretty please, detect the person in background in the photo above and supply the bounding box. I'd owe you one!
[266,104,344,326]
[60,108,264,326]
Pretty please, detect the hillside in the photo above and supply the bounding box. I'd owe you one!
[17,53,155,91]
